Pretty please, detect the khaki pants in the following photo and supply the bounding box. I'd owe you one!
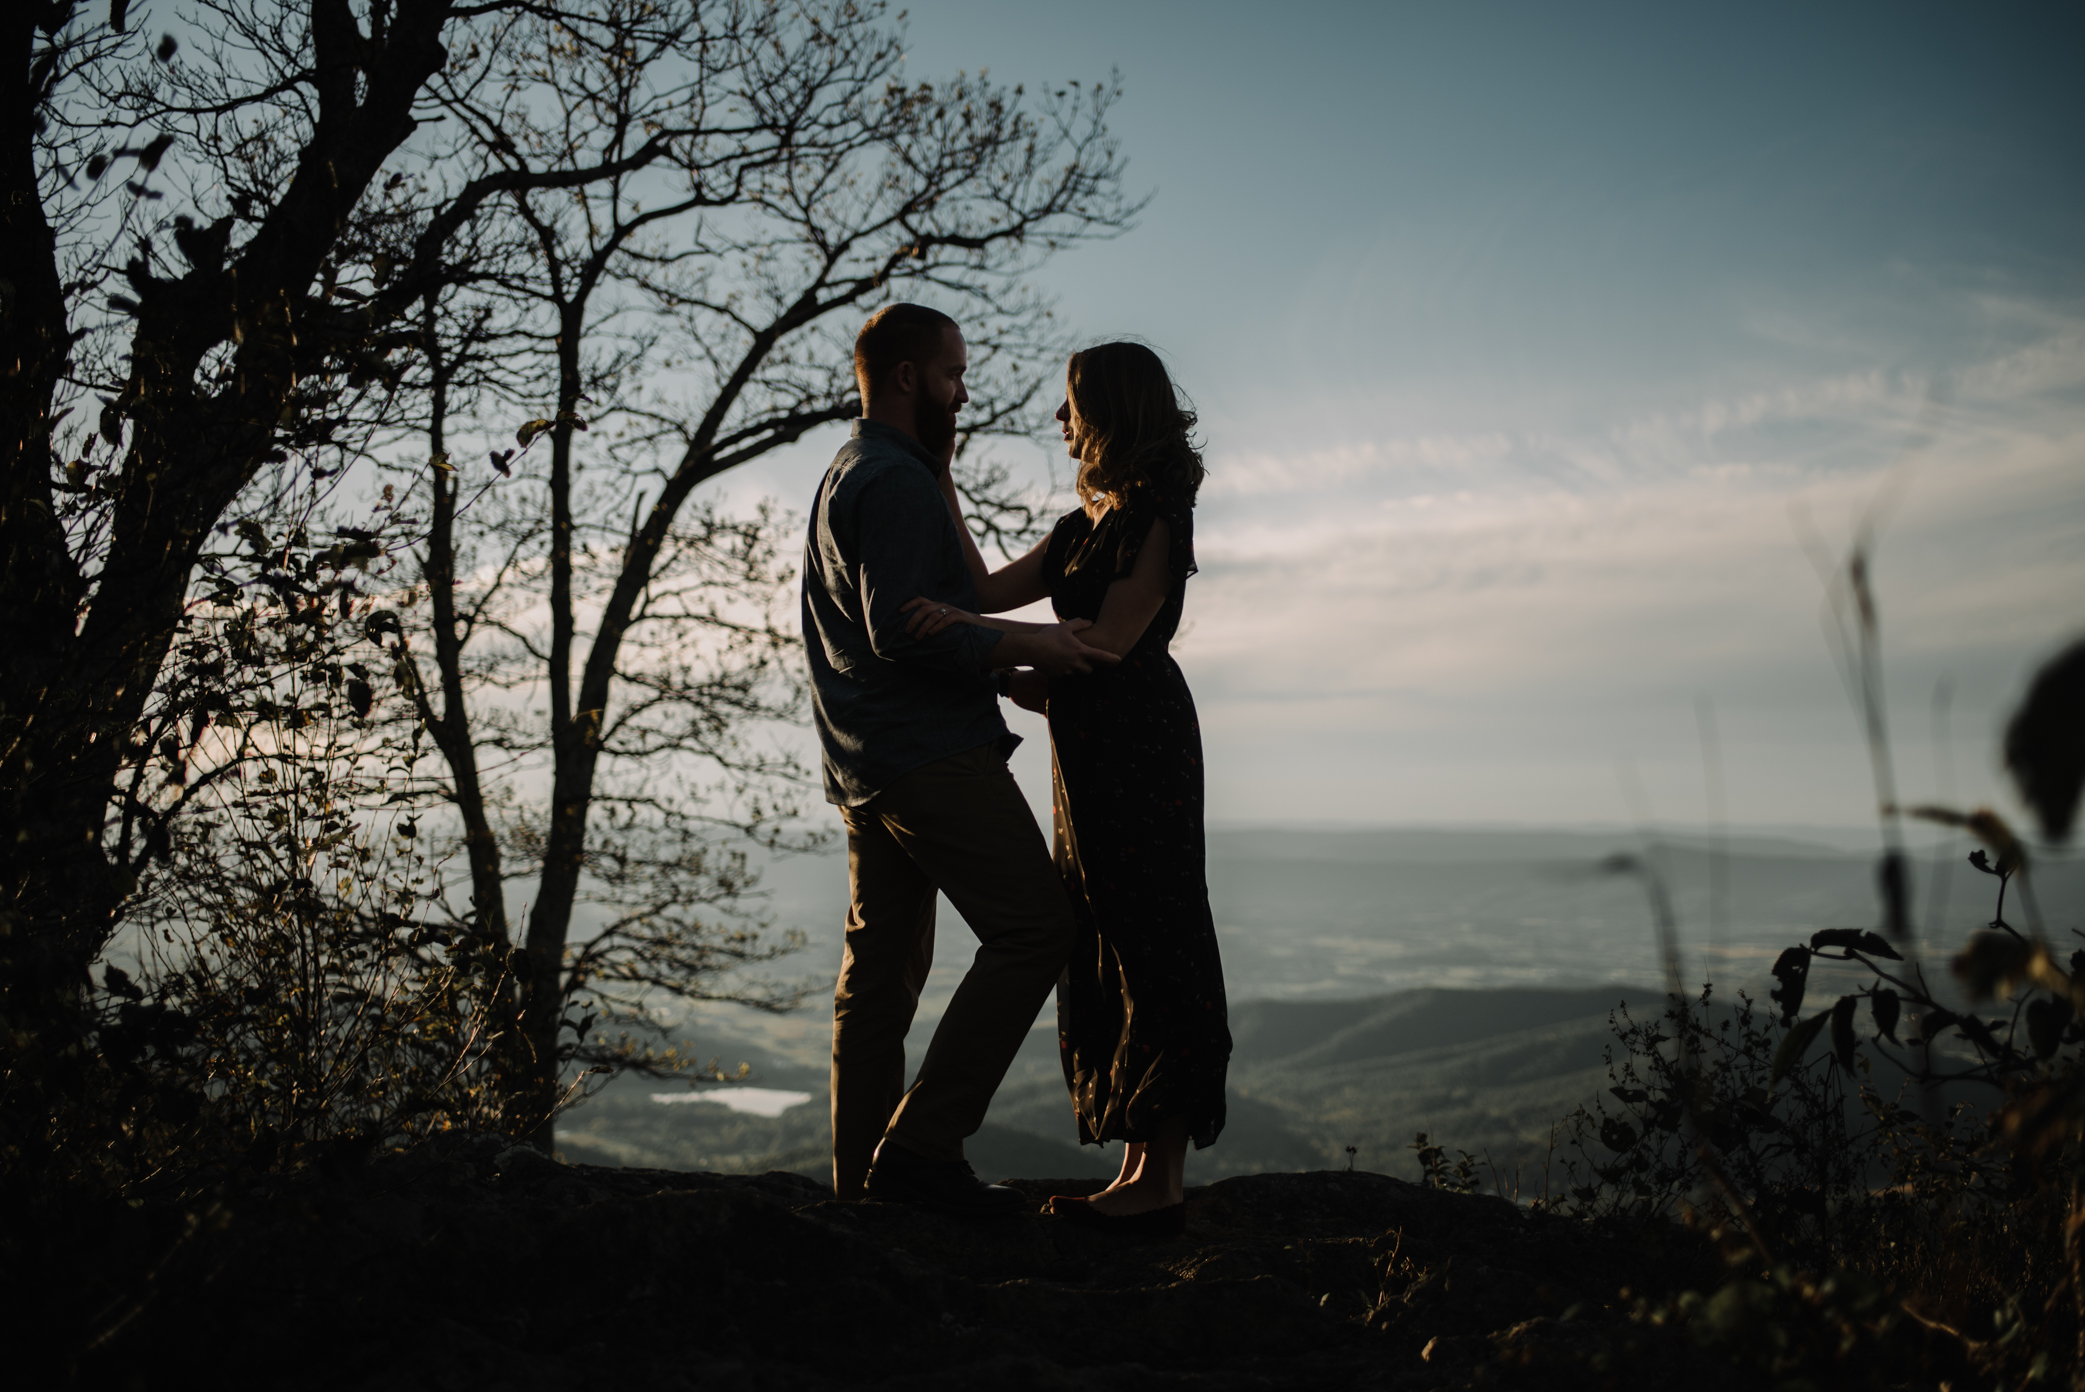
[830,742,1073,1200]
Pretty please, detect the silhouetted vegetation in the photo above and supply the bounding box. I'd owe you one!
[3,0,1130,1214]
[1488,545,2085,1389]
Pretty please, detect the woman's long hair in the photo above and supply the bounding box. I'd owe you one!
[1066,341,1205,516]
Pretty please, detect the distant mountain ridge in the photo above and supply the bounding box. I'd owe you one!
[1208,822,2081,864]
[1229,986,1652,1071]
[561,820,2083,1187]
[1214,825,1883,864]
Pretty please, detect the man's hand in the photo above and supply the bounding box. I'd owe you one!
[902,596,980,638]
[995,620,1121,676]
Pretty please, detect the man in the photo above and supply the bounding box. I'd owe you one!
[803,303,1116,1213]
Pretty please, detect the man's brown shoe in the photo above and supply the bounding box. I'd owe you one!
[864,1140,1026,1216]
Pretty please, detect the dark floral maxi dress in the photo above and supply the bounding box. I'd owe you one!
[1041,490,1231,1150]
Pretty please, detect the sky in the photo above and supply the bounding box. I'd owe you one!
[721,0,2085,835]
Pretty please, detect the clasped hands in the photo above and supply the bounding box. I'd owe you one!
[900,595,1119,678]
[901,596,990,640]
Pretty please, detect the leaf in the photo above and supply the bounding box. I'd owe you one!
[2027,998,2072,1060]
[1809,927,1903,961]
[1829,994,1859,1072]
[2005,638,2085,842]
[1907,804,2027,875]
[345,677,373,719]
[1956,1015,2006,1056]
[103,963,144,1001]
[2019,945,2084,1009]
[1995,1071,2085,1163]
[1954,931,2036,1002]
[515,418,554,448]
[133,132,174,172]
[1871,988,1900,1044]
[1769,946,1810,1025]
[1598,1116,1638,1153]
[1771,1009,1832,1090]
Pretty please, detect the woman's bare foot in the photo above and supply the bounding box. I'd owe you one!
[1085,1121,1188,1215]
[1084,1173,1181,1216]
[1092,1141,1146,1197]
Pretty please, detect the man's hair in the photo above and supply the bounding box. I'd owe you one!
[854,303,959,404]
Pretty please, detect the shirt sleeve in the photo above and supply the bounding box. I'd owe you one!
[850,467,1004,672]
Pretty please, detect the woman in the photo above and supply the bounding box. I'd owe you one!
[903,340,1230,1234]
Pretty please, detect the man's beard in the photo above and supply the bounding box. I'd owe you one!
[916,390,959,460]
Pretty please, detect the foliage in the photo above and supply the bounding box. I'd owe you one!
[1409,1130,1482,1195]
[1628,1246,1972,1390]
[125,641,510,1166]
[1529,542,2085,1388]
[1550,984,1862,1260]
[6,461,505,1193]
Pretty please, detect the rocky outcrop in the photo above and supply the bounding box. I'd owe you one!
[72,1136,1736,1390]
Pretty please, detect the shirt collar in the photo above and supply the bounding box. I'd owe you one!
[852,417,940,472]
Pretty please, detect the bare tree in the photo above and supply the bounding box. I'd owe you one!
[0,1,801,1131]
[373,2,1135,1143]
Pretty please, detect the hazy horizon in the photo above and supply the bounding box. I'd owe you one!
[572,818,2084,1181]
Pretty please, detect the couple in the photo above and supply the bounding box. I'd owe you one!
[802,303,1231,1232]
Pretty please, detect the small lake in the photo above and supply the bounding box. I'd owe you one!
[651,1086,814,1118]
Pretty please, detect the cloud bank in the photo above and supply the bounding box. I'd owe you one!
[1160,318,2085,829]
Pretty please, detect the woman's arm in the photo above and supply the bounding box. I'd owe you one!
[907,517,1177,657]
[938,471,1052,613]
[1077,518,1173,657]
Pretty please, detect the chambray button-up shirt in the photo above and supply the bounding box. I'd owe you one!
[802,419,1016,806]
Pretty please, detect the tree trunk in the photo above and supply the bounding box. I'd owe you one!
[413,323,533,1127]
[0,10,99,1172]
